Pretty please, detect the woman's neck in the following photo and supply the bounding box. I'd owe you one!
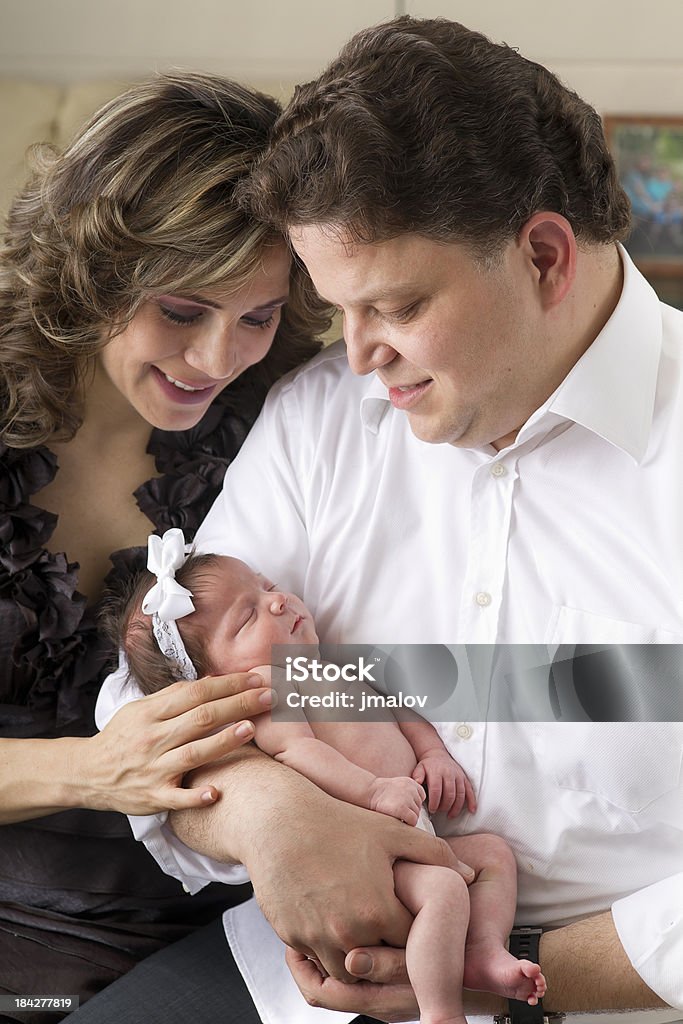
[70,359,153,454]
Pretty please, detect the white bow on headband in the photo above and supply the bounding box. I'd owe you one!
[142,528,198,681]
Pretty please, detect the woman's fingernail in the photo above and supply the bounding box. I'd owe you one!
[201,789,216,803]
[247,673,264,688]
[234,721,254,739]
[348,952,373,975]
[259,688,276,706]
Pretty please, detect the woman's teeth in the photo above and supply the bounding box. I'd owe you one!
[164,373,205,392]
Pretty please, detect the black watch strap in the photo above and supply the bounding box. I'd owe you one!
[493,927,565,1024]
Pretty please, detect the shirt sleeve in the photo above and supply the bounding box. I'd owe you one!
[611,871,683,1010]
[95,651,251,890]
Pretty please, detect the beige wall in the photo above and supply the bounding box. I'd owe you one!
[1,0,682,114]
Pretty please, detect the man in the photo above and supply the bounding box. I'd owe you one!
[96,16,683,1024]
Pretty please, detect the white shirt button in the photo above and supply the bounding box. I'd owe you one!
[490,462,507,477]
[475,591,492,607]
[456,723,473,740]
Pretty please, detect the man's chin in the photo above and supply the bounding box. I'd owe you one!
[405,409,471,447]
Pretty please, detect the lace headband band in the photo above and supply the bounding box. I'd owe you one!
[142,528,198,681]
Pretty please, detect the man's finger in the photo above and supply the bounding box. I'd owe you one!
[345,946,410,984]
[287,948,417,1017]
[390,823,475,881]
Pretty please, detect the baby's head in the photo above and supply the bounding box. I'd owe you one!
[116,552,318,695]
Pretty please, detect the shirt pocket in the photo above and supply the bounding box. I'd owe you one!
[544,607,683,724]
[546,605,683,646]
[542,722,683,814]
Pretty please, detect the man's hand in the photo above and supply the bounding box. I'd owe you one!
[412,749,477,817]
[287,944,505,1021]
[250,796,473,982]
[171,758,474,986]
[287,947,420,1023]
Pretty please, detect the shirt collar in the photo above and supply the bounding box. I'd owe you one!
[359,372,393,434]
[538,245,662,464]
[360,246,662,462]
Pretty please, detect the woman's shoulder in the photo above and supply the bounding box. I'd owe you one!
[0,441,58,507]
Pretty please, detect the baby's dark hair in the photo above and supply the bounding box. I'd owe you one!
[105,552,223,695]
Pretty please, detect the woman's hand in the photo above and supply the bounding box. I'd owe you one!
[85,672,274,814]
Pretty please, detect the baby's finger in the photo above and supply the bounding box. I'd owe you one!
[436,776,457,814]
[412,763,426,784]
[464,776,477,813]
[426,775,443,813]
[447,775,466,817]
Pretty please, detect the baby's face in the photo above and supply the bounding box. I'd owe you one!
[198,557,318,674]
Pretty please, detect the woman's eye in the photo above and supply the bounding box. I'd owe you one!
[241,313,276,330]
[159,304,203,326]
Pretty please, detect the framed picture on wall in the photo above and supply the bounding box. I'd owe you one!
[604,115,683,308]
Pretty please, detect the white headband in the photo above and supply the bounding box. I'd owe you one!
[142,528,198,681]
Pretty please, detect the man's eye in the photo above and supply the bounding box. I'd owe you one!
[387,302,419,322]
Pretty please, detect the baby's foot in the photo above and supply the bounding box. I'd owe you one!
[368,776,426,825]
[464,943,547,1005]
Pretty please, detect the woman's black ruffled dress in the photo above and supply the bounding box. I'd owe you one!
[0,384,260,1017]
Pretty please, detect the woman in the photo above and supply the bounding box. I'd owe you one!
[0,73,328,1021]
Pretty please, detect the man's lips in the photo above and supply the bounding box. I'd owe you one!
[386,379,433,410]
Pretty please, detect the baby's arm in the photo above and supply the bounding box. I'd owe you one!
[252,691,425,825]
[399,716,476,817]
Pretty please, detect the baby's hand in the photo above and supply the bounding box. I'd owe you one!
[368,776,426,826]
[413,749,477,817]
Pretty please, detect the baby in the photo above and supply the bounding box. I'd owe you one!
[114,530,546,1024]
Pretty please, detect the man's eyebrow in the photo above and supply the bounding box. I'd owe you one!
[324,286,420,307]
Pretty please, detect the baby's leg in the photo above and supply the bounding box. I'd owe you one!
[445,834,546,1004]
[393,861,469,1024]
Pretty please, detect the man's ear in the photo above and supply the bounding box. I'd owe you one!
[518,212,577,309]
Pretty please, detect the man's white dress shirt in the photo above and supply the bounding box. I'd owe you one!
[97,249,683,1024]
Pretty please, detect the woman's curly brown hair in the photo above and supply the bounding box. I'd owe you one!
[0,73,331,449]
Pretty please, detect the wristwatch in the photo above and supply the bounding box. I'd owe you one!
[493,927,565,1024]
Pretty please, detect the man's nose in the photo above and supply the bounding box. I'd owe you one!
[343,315,396,376]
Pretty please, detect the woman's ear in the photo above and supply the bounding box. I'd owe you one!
[519,212,577,309]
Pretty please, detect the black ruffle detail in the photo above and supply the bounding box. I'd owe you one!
[0,387,261,734]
